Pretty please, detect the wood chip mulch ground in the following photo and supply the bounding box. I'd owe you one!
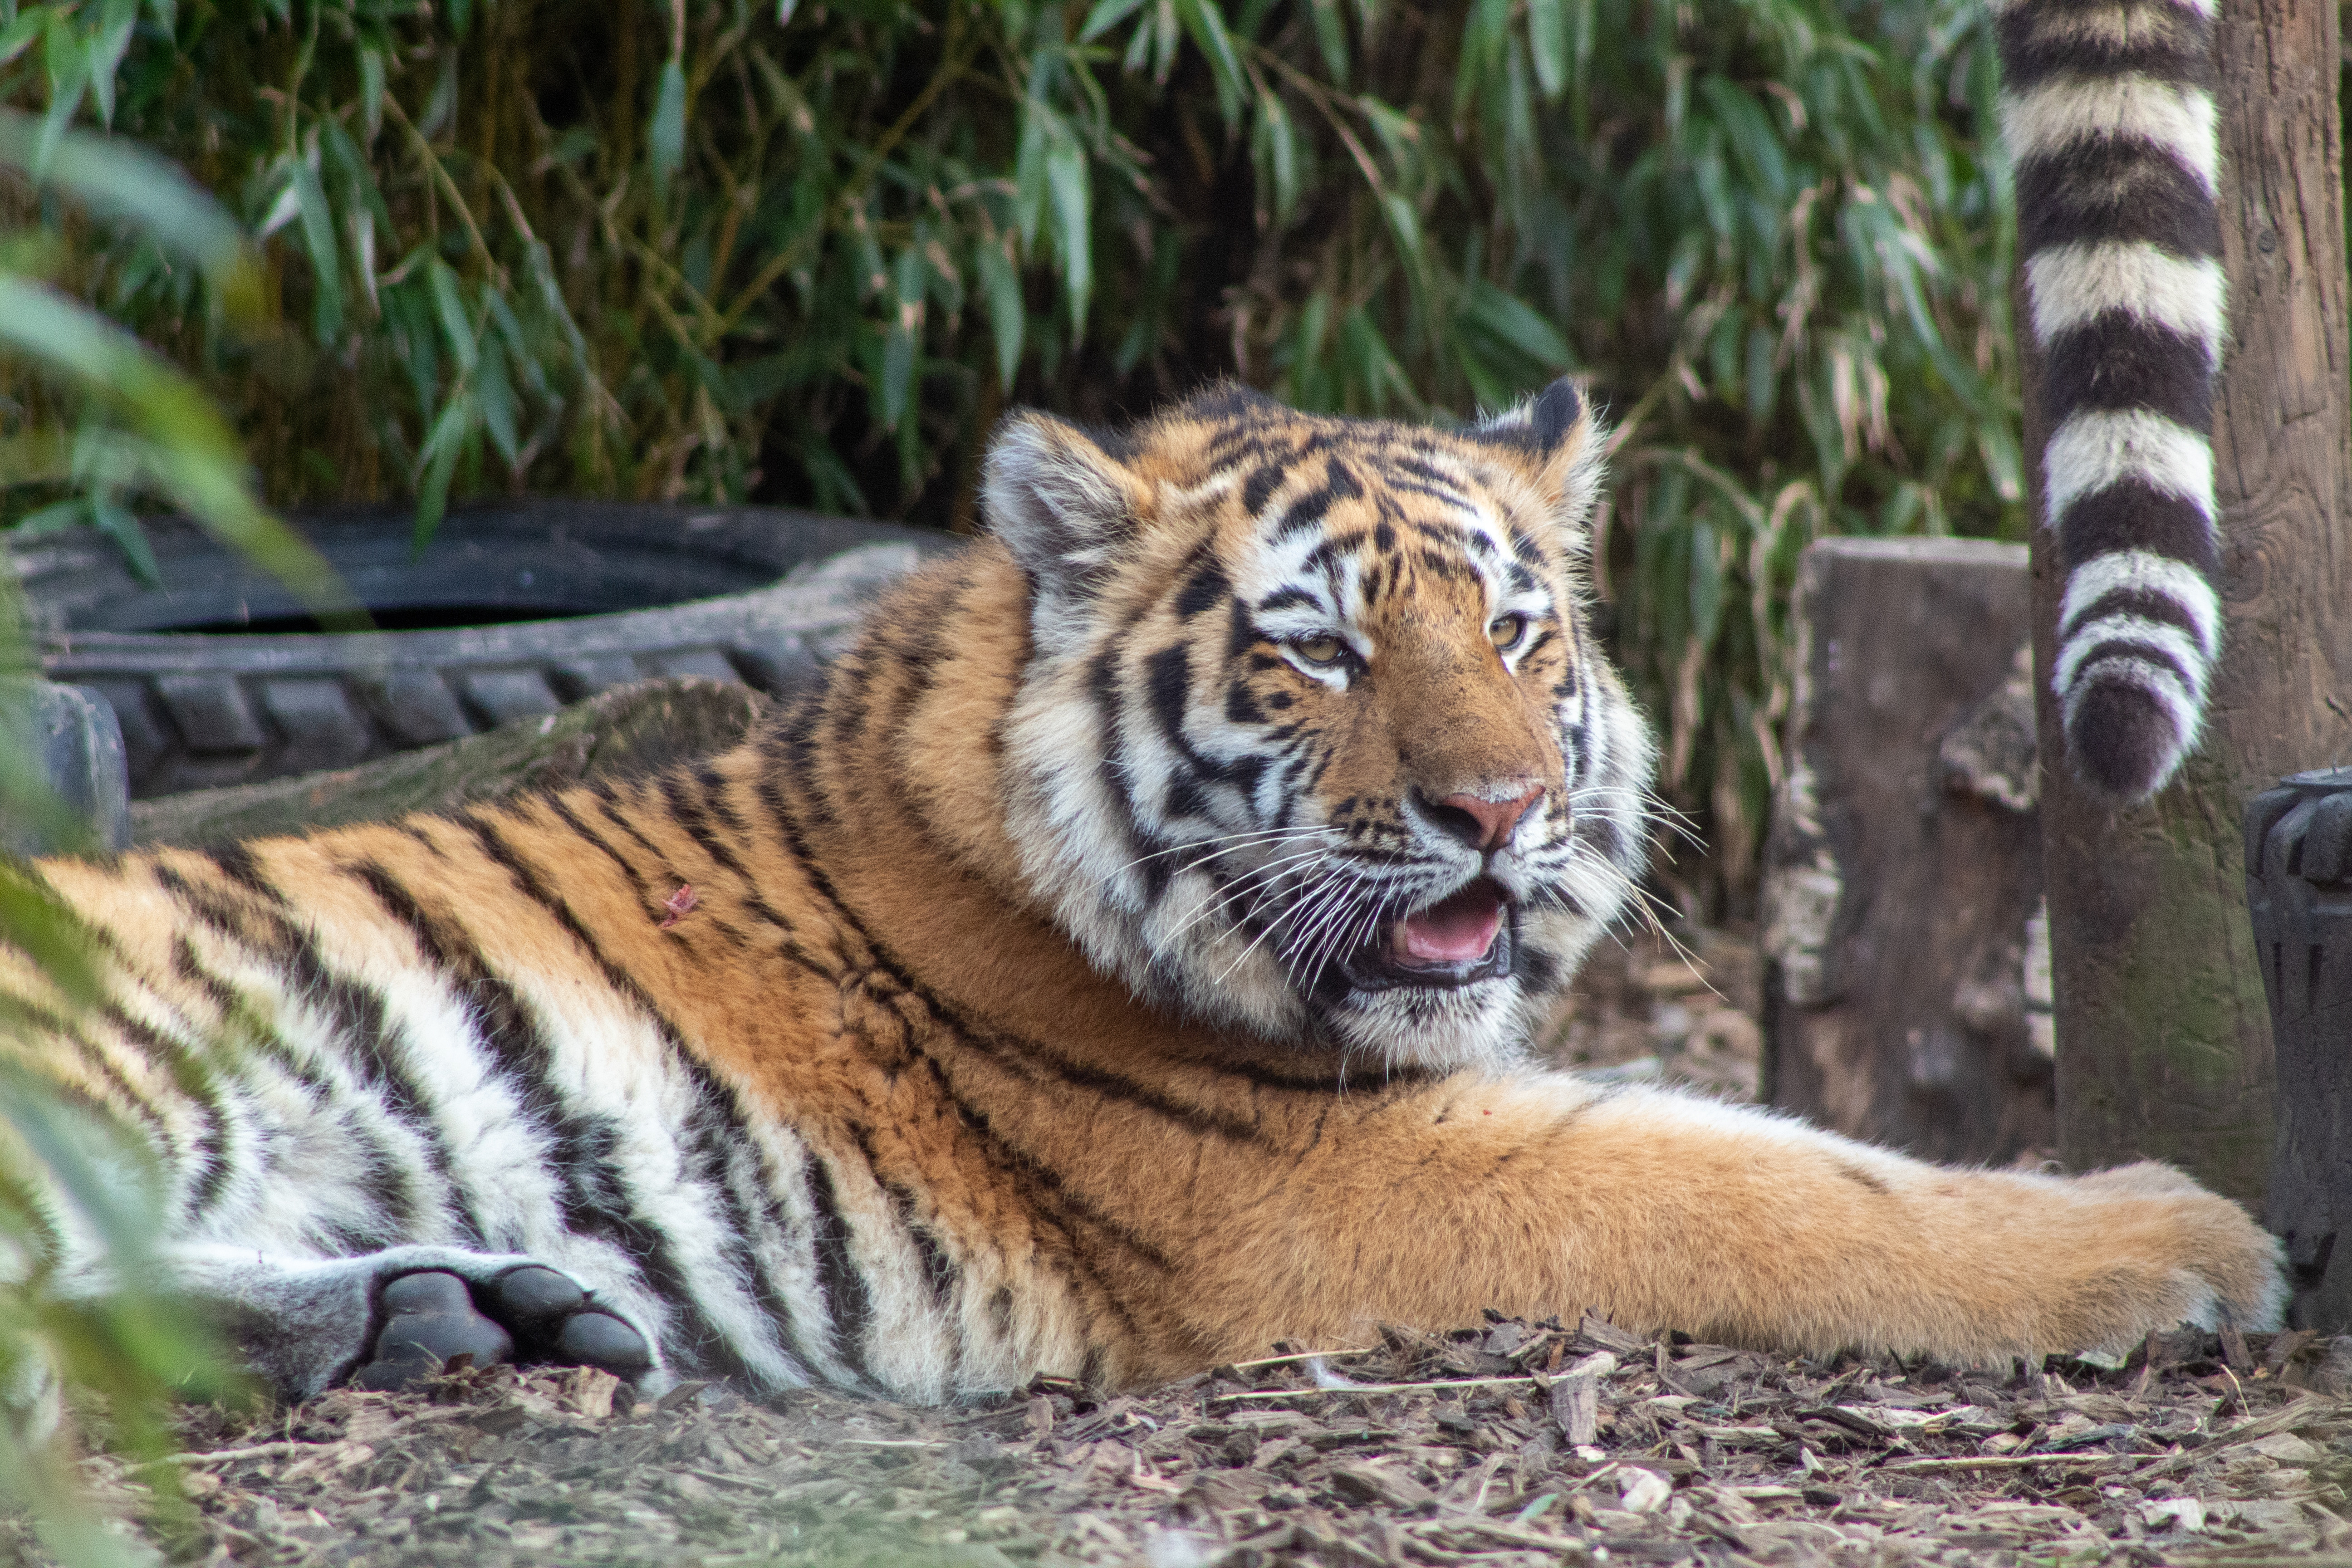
[27,1313,2352,1568]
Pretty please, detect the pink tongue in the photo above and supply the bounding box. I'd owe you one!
[1396,889,1503,965]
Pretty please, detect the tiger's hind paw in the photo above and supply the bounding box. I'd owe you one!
[352,1264,652,1392]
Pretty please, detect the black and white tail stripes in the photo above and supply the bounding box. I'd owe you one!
[1996,0,2225,800]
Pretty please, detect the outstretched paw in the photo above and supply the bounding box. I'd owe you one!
[351,1264,653,1391]
[2053,1169,2288,1361]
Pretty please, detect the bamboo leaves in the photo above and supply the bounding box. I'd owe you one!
[0,117,347,617]
[285,151,345,341]
[1014,25,1095,341]
[882,245,924,430]
[1304,0,1346,82]
[0,142,330,1563]
[1044,128,1090,335]
[1526,0,1566,100]
[4,0,2023,898]
[1251,89,1301,227]
[0,109,255,312]
[1453,279,1576,410]
[649,58,688,197]
[976,233,1025,392]
[1172,0,1245,128]
[1078,0,1150,41]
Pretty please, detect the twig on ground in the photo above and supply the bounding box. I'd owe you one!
[2132,1392,2332,1481]
[1220,1348,1376,1372]
[1877,1452,2140,1473]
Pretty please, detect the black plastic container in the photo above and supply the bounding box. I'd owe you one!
[2248,766,2352,1333]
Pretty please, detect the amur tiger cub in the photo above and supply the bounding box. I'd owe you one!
[5,378,2283,1409]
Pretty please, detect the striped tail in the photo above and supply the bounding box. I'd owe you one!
[1995,0,2225,801]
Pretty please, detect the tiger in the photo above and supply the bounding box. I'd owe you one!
[0,0,2276,1409]
[1,366,2281,1413]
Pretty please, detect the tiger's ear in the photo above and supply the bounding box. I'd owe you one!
[1465,377,1607,547]
[982,411,1151,650]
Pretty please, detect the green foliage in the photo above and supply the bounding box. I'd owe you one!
[0,108,352,613]
[3,0,2021,894]
[0,105,268,1568]
[0,1048,233,1567]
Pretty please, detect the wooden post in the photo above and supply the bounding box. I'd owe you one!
[2030,0,2352,1202]
[1761,539,2056,1166]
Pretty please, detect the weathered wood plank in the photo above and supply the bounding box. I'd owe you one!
[1762,538,2054,1165]
[129,677,769,849]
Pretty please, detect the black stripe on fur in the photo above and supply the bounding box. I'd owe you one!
[1994,2,2212,90]
[2040,316,2216,429]
[2052,480,2220,574]
[2059,585,2211,646]
[2014,144,2221,260]
[2071,634,2197,694]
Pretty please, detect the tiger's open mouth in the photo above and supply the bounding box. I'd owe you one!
[1336,878,1515,991]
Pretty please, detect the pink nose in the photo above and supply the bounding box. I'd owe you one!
[1436,788,1544,851]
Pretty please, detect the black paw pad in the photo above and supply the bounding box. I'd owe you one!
[346,1264,657,1394]
[353,1271,514,1391]
[491,1264,587,1329]
[486,1266,650,1375]
[554,1309,654,1376]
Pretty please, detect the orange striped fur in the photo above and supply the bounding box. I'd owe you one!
[4,381,2281,1405]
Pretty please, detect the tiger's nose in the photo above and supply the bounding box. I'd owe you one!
[1425,787,1545,852]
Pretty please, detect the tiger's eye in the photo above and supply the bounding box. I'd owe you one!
[1489,613,1528,652]
[1294,634,1347,666]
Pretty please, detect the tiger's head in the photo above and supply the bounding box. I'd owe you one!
[986,378,1656,1072]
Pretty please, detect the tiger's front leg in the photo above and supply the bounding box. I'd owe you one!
[1157,1073,2286,1366]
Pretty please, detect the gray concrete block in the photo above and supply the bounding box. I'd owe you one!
[2,679,130,856]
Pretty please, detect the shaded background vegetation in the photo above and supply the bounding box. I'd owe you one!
[5,0,2029,904]
[0,0,2343,1554]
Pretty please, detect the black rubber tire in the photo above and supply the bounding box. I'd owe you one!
[10,500,957,798]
